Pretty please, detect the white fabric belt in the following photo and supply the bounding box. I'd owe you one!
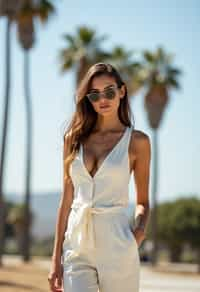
[67,201,125,252]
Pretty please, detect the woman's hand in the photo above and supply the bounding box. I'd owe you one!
[132,227,146,248]
[48,259,63,292]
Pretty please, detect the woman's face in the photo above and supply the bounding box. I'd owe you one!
[87,74,125,115]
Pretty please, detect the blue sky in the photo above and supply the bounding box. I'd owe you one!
[0,0,199,205]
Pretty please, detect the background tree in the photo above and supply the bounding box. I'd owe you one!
[6,202,34,255]
[171,197,200,271]
[109,46,145,97]
[0,0,23,267]
[157,201,183,262]
[60,25,146,104]
[15,0,55,261]
[157,196,200,271]
[60,25,111,89]
[142,46,182,265]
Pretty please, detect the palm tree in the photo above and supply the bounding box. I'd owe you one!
[15,0,55,261]
[60,26,111,88]
[60,25,146,105]
[142,46,181,265]
[6,203,34,255]
[109,46,145,97]
[0,0,24,267]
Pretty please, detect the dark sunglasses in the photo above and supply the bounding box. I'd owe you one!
[86,85,119,102]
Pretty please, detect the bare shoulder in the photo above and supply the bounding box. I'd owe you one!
[130,129,151,155]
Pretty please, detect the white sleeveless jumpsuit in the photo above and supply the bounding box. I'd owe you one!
[62,125,140,292]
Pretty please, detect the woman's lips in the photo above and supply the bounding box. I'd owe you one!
[100,105,110,108]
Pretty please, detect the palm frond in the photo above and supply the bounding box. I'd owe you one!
[142,46,182,89]
[59,25,110,73]
[35,0,55,23]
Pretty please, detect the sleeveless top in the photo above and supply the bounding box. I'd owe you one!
[63,125,133,256]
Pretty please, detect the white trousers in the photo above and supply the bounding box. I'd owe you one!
[62,211,140,292]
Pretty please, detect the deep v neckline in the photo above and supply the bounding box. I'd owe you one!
[80,127,128,180]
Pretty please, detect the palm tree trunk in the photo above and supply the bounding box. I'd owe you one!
[0,18,12,267]
[22,50,33,262]
[197,248,200,273]
[151,129,159,265]
[76,56,88,87]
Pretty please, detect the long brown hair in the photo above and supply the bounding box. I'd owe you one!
[62,62,135,180]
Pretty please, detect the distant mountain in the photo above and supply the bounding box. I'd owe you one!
[6,192,135,240]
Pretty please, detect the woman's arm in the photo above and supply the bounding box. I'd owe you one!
[132,131,151,244]
[51,134,74,263]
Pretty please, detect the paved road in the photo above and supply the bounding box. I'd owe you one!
[140,265,200,292]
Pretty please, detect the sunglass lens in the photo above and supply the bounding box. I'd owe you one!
[105,88,116,99]
[87,92,100,102]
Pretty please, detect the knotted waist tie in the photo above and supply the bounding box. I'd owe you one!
[66,201,126,252]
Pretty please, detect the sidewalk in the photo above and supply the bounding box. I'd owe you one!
[142,261,200,276]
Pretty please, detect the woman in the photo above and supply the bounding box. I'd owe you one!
[48,62,151,292]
